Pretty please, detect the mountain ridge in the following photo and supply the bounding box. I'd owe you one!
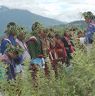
[0,6,65,35]
[0,6,87,36]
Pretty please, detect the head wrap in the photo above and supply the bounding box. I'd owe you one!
[5,22,17,35]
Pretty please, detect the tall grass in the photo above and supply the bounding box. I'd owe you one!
[0,45,95,96]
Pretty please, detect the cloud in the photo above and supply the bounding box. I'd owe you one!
[0,0,95,22]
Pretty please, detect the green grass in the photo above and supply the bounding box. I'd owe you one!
[0,45,95,96]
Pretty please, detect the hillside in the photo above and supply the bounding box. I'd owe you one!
[54,20,87,29]
[67,20,88,29]
[53,20,88,34]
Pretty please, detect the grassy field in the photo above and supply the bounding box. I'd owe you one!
[0,45,95,96]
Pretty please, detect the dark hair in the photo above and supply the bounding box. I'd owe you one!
[7,22,16,28]
[69,27,78,31]
[49,28,54,32]
[78,31,82,35]
[64,32,69,37]
[83,11,95,20]
[55,34,60,39]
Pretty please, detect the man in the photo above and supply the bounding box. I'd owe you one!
[83,11,95,53]
[26,22,43,59]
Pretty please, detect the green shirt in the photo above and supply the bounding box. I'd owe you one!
[27,36,43,59]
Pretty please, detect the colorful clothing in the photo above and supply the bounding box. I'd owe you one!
[26,36,43,59]
[13,55,23,73]
[85,21,95,44]
[16,39,31,61]
[30,58,45,68]
[0,35,23,79]
[0,54,16,80]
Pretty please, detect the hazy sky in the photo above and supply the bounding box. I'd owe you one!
[0,0,95,22]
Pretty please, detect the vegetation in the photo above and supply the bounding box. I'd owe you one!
[0,42,95,96]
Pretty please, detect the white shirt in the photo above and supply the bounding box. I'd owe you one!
[79,37,85,44]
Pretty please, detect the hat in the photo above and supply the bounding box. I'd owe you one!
[32,22,43,33]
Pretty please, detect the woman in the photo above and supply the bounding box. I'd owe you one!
[16,30,31,62]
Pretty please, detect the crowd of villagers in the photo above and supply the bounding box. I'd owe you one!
[0,11,95,84]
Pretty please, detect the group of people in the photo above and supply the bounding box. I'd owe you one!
[0,21,75,81]
[0,11,95,81]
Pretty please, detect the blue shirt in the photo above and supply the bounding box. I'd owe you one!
[0,35,16,54]
[85,21,95,44]
[13,55,23,64]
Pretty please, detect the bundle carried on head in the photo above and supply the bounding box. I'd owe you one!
[31,22,44,34]
[5,22,17,35]
[82,11,95,20]
[5,22,26,38]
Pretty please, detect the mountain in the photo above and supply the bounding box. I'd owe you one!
[0,6,64,36]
